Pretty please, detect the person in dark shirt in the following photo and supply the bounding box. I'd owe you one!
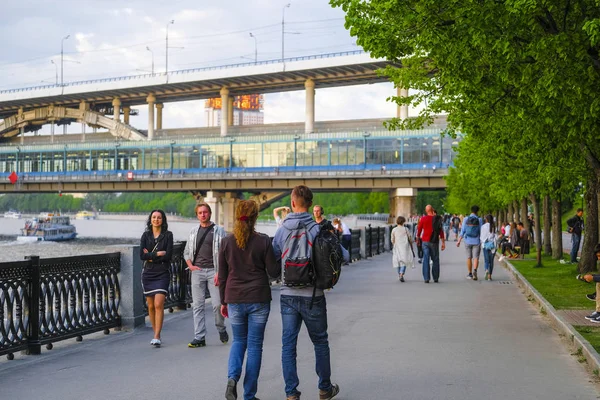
[140,209,173,347]
[313,204,334,231]
[576,244,600,323]
[219,200,280,400]
[567,208,584,264]
[416,205,446,283]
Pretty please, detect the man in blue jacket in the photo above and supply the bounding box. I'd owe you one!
[272,185,347,400]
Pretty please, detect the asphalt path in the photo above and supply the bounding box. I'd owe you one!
[0,243,598,400]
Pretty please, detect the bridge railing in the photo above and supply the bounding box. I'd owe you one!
[0,50,368,95]
[0,253,121,359]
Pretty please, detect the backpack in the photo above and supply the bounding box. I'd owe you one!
[464,216,480,238]
[430,215,443,242]
[312,227,344,290]
[281,221,317,287]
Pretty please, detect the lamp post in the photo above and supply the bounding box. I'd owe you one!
[50,60,58,85]
[249,32,257,64]
[165,20,174,76]
[282,3,291,63]
[60,34,70,86]
[146,46,154,75]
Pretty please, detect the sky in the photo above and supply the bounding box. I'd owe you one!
[0,0,409,131]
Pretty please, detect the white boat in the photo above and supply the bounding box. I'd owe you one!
[17,215,77,242]
[4,210,22,219]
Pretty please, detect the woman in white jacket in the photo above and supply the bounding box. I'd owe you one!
[480,214,497,280]
[391,216,415,282]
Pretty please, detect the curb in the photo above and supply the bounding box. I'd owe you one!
[500,257,600,375]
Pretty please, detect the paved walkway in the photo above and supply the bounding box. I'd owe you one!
[0,244,598,400]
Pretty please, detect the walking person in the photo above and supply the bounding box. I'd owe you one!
[313,205,334,231]
[575,244,600,323]
[272,185,347,400]
[391,216,415,282]
[219,200,280,400]
[457,205,482,280]
[451,214,461,241]
[183,203,229,348]
[140,209,173,347]
[332,217,351,251]
[567,208,584,264]
[480,214,496,281]
[416,205,446,283]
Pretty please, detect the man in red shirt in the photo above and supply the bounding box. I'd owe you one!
[416,205,446,283]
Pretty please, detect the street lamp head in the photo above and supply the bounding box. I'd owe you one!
[285,3,291,8]
[51,60,55,64]
[146,46,151,51]
[63,34,70,41]
[249,32,254,38]
[169,19,174,24]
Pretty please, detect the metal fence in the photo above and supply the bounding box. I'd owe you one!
[160,242,193,312]
[365,225,387,258]
[349,230,362,262]
[0,253,121,359]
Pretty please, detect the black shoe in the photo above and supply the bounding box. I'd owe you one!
[424,280,430,283]
[434,280,439,283]
[188,338,206,348]
[220,330,229,344]
[418,259,422,264]
[585,311,600,321]
[319,383,340,400]
[400,276,405,282]
[472,269,478,281]
[587,293,597,301]
[225,378,237,400]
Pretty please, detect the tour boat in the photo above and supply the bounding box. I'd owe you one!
[3,210,22,219]
[17,215,77,242]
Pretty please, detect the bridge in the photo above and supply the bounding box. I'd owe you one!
[0,51,394,140]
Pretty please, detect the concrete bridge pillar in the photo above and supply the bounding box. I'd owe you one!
[123,106,131,125]
[220,87,229,137]
[305,78,315,133]
[146,94,156,140]
[202,191,239,232]
[112,97,121,122]
[397,87,409,120]
[156,103,163,130]
[227,97,234,126]
[79,101,89,142]
[389,188,417,224]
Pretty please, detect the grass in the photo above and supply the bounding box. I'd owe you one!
[509,253,591,310]
[574,326,600,355]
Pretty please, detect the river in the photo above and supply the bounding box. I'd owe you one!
[0,217,279,263]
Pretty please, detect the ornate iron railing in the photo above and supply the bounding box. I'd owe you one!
[349,230,362,262]
[0,253,121,359]
[162,242,192,312]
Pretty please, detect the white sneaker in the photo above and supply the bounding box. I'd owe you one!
[150,338,161,347]
[498,255,505,262]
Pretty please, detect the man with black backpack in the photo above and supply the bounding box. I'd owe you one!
[272,185,348,400]
[457,205,482,280]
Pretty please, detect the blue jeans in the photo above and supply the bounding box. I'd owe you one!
[571,234,581,263]
[281,295,332,397]
[228,303,271,400]
[483,248,494,275]
[396,266,407,275]
[422,241,440,281]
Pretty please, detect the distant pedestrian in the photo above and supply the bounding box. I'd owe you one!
[391,216,415,282]
[219,200,280,400]
[313,205,334,231]
[183,203,229,348]
[140,209,173,347]
[451,214,461,241]
[457,206,482,280]
[333,217,351,251]
[480,214,496,281]
[442,214,451,241]
[273,206,291,227]
[567,208,584,264]
[416,205,446,283]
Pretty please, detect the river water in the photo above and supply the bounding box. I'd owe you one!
[0,217,279,263]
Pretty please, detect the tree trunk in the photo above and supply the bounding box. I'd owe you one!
[507,203,513,226]
[521,198,529,231]
[531,193,542,267]
[551,198,563,259]
[513,200,520,223]
[543,195,552,255]
[499,209,505,225]
[579,175,599,273]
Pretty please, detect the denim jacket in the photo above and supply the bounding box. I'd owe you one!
[183,224,226,273]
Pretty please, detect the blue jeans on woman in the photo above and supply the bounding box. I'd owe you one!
[483,248,494,276]
[228,302,271,400]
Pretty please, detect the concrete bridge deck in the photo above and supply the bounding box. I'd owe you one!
[0,245,596,400]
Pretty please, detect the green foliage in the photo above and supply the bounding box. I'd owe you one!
[0,193,84,213]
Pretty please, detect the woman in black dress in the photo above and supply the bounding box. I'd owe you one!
[140,209,173,347]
